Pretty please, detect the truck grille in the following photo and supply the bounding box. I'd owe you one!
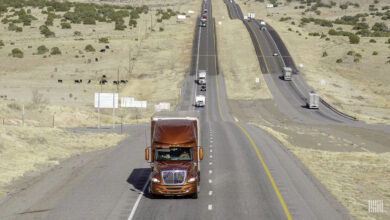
[161,170,187,185]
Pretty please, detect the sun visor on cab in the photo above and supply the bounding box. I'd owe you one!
[153,120,196,144]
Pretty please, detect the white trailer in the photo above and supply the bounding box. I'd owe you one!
[195,95,206,107]
[283,67,292,81]
[247,13,255,22]
[260,21,267,30]
[308,92,319,109]
[198,70,207,85]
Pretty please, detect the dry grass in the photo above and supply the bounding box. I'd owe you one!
[236,0,390,124]
[254,123,390,220]
[213,0,272,100]
[0,125,126,195]
[0,0,201,127]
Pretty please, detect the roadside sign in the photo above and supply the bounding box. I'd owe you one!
[255,77,260,83]
[94,93,118,108]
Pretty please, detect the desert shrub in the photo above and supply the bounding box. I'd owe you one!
[340,4,348,10]
[354,58,360,63]
[39,25,55,37]
[115,23,126,30]
[336,58,343,63]
[353,22,369,30]
[11,48,24,58]
[61,22,71,29]
[322,51,328,57]
[159,27,164,32]
[288,28,292,31]
[129,19,137,28]
[74,31,82,36]
[85,44,95,52]
[37,45,49,54]
[99,37,109,43]
[50,47,61,55]
[369,39,376,43]
[16,26,23,32]
[355,53,362,58]
[386,38,390,44]
[309,32,320,36]
[280,17,292,22]
[0,40,4,47]
[347,51,355,56]
[372,51,378,55]
[371,22,388,32]
[349,34,360,44]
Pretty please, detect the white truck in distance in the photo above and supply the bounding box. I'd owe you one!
[198,70,207,85]
[260,21,266,30]
[195,95,205,107]
[308,92,319,109]
[283,67,292,81]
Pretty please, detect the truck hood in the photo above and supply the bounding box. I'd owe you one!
[154,161,195,173]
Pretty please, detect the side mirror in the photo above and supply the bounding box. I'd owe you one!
[199,147,204,160]
[145,148,150,161]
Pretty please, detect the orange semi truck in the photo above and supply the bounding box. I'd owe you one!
[145,111,204,199]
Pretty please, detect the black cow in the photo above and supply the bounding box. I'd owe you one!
[58,79,63,83]
[95,58,98,62]
[102,75,106,78]
[105,45,110,49]
[88,79,91,84]
[113,81,119,85]
[100,49,105,53]
[74,80,80,83]
[120,80,128,84]
[99,79,107,85]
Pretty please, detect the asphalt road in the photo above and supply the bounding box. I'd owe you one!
[0,0,361,219]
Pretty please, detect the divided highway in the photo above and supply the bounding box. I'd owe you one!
[0,0,358,220]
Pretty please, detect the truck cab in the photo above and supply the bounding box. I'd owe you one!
[145,112,203,198]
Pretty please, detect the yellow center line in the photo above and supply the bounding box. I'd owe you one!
[234,122,292,220]
[246,22,307,120]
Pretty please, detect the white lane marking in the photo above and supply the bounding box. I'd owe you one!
[209,190,213,196]
[210,144,213,148]
[210,140,213,143]
[210,149,213,153]
[209,162,213,165]
[210,155,213,159]
[209,170,213,174]
[209,179,213,183]
[208,204,213,210]
[128,173,152,220]
[195,18,202,81]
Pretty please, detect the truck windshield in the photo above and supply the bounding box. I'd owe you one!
[155,147,193,161]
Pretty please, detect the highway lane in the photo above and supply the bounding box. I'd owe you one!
[0,0,351,219]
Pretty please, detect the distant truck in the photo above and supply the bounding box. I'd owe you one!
[195,95,205,107]
[200,18,207,27]
[260,21,266,30]
[202,13,207,19]
[308,92,319,109]
[198,70,207,85]
[283,67,292,81]
[145,111,204,199]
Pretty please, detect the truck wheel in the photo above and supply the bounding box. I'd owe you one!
[191,192,198,199]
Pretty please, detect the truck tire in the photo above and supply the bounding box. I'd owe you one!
[191,192,198,199]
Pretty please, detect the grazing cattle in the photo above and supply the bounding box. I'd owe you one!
[79,79,82,83]
[88,79,91,84]
[105,45,110,49]
[74,80,80,83]
[58,79,63,83]
[120,80,128,84]
[113,81,119,85]
[95,58,98,62]
[102,75,106,78]
[99,79,107,85]
[100,49,105,53]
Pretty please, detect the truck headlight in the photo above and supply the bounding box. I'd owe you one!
[188,177,196,183]
[151,178,160,183]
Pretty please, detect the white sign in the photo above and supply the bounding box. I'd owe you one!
[266,4,274,8]
[188,10,194,14]
[94,93,118,108]
[154,102,171,112]
[244,16,248,20]
[248,13,255,18]
[177,15,186,20]
[320,79,326,86]
[299,63,303,68]
[121,97,135,107]
[255,77,260,83]
[218,21,222,25]
[134,101,147,108]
